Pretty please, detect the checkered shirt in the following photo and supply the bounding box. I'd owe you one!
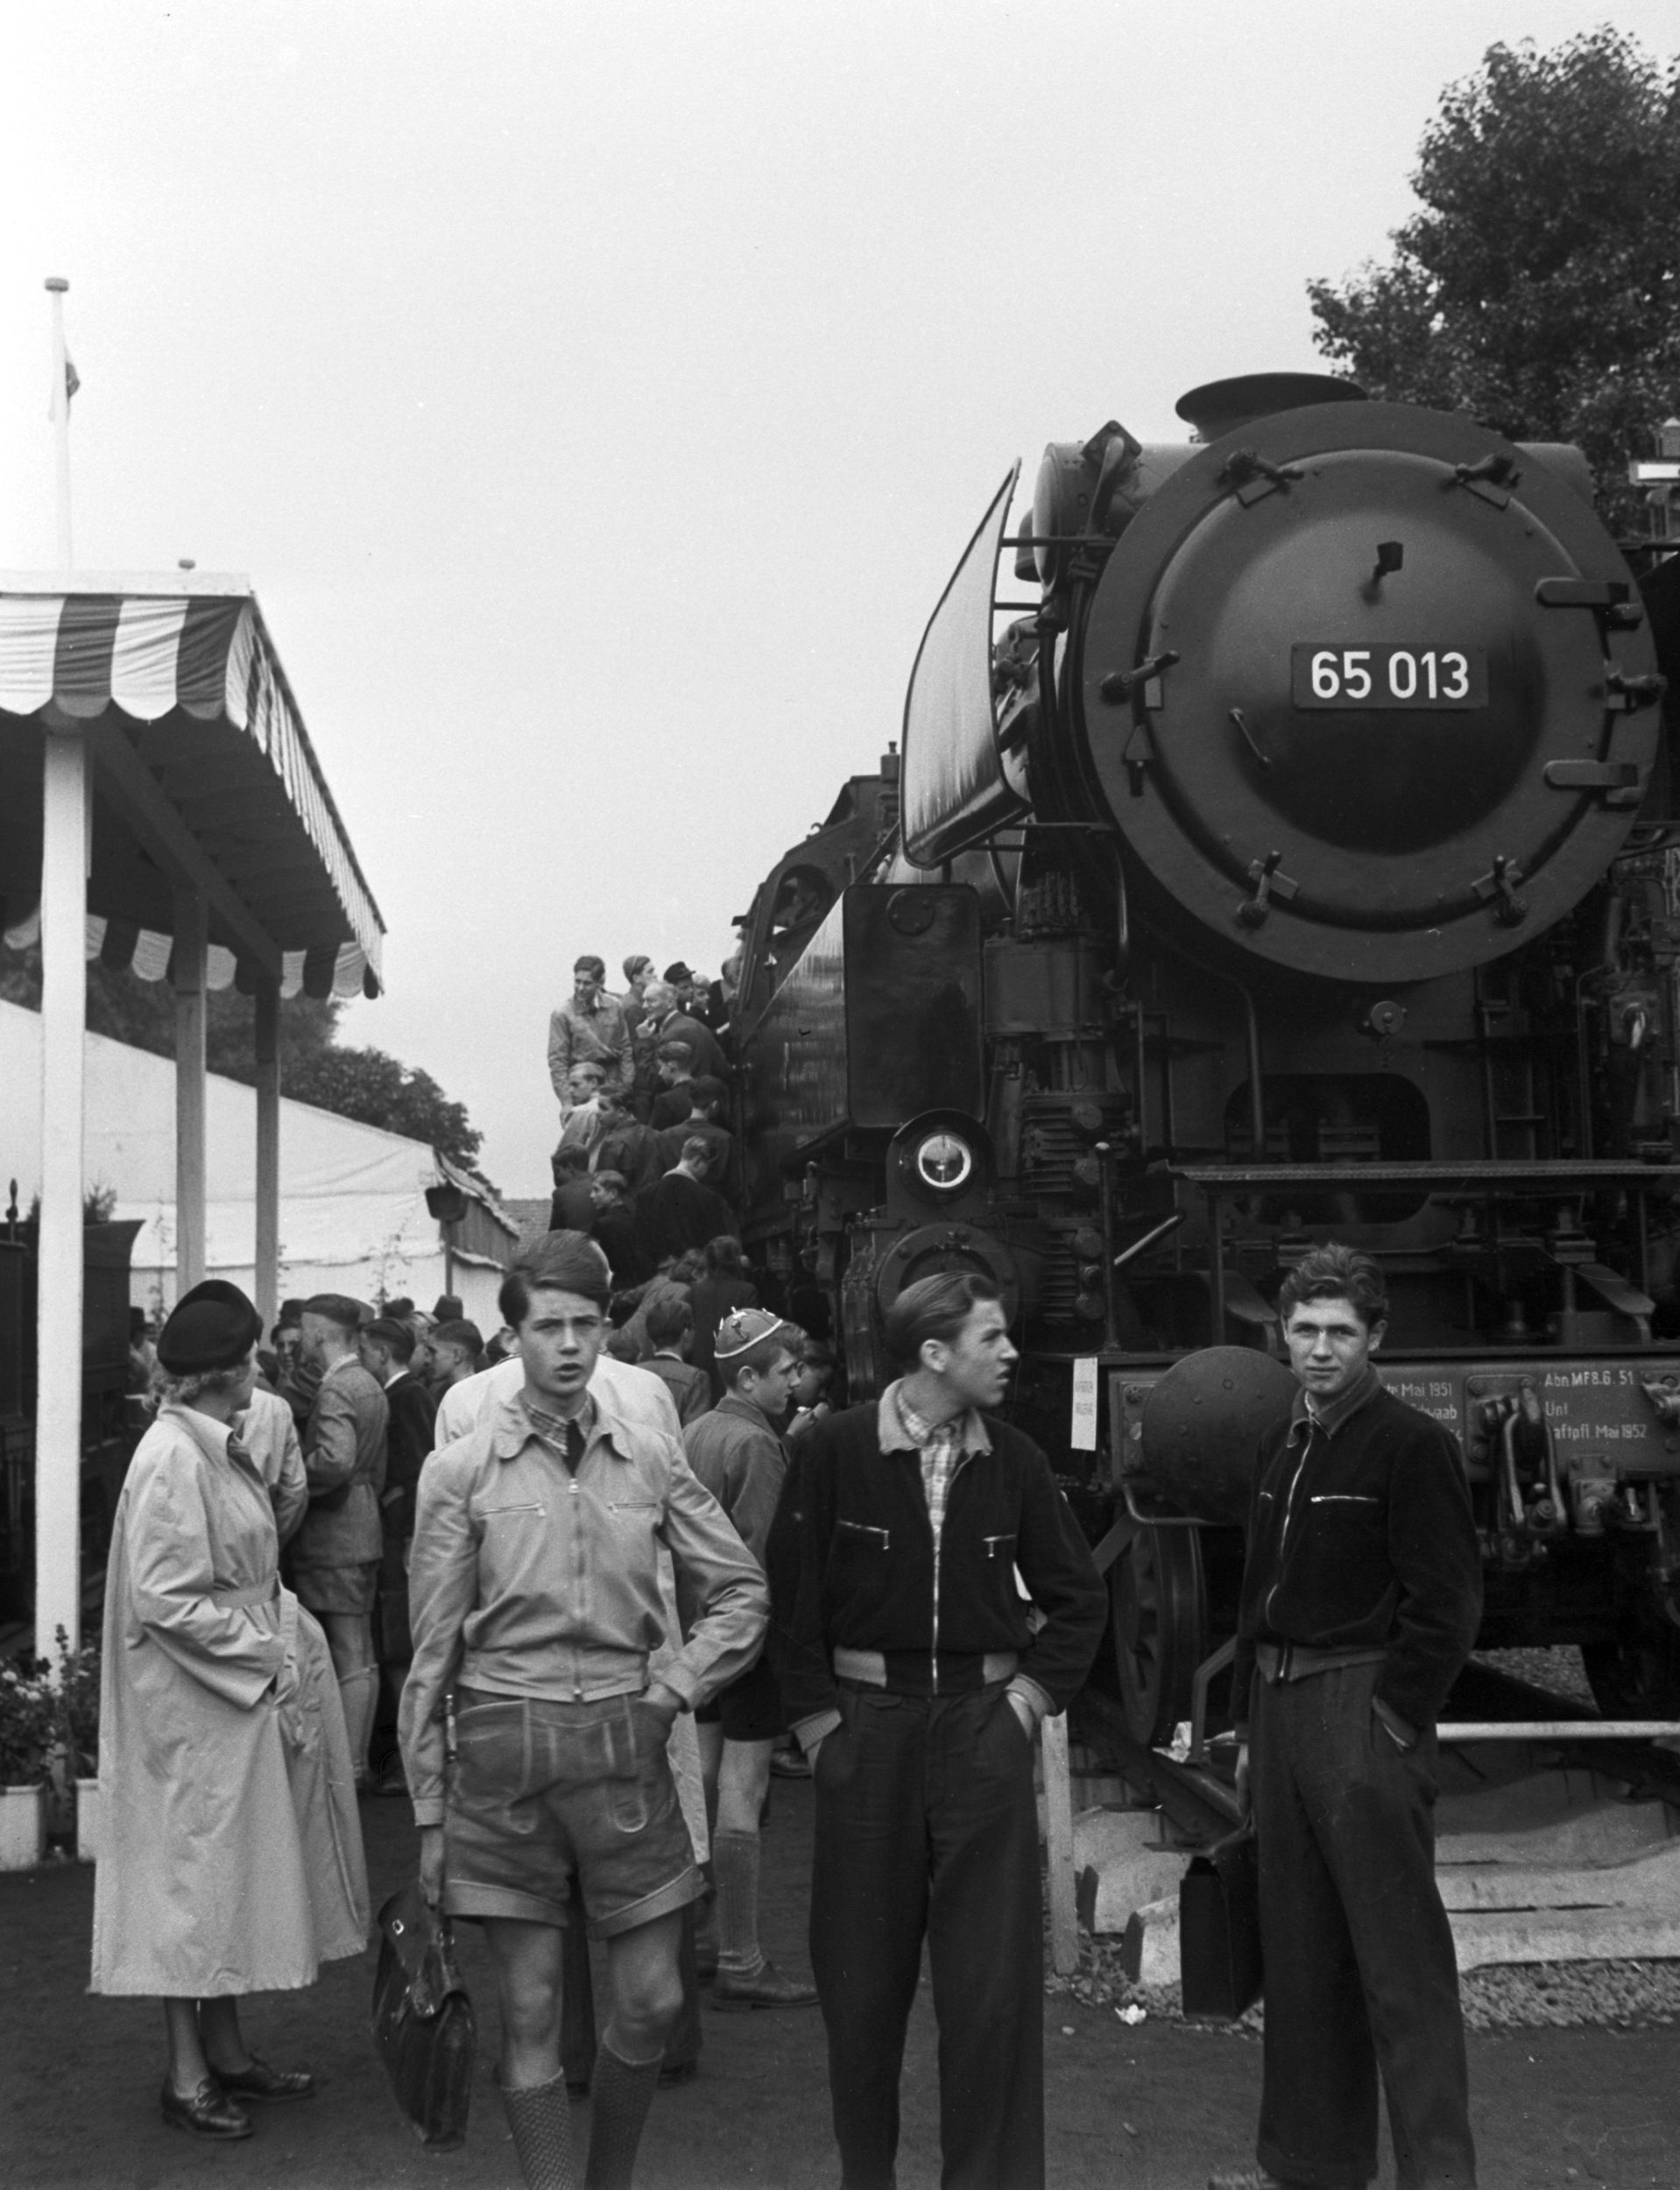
[894,1391,964,1537]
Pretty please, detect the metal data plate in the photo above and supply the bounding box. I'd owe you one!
[1107,1353,1680,1515]
[1385,1360,1680,1477]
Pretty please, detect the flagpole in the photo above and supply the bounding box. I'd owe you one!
[45,276,71,569]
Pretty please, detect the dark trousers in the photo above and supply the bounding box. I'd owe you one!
[1252,1662,1476,2190]
[809,1685,1042,2190]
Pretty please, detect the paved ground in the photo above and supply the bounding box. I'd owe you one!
[3,1780,1677,2189]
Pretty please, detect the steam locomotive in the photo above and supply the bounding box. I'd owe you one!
[731,371,1680,1745]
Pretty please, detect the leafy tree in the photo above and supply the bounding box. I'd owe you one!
[1308,30,1680,524]
[283,1046,484,1171]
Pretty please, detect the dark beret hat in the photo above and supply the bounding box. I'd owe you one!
[433,1294,465,1322]
[158,1279,262,1374]
[663,962,694,985]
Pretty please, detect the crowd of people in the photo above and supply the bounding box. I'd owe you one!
[547,954,744,1282]
[83,942,1484,2190]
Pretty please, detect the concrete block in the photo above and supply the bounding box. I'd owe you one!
[1439,1840,1680,1916]
[1070,1805,1165,1870]
[1450,1905,1680,1971]
[1119,1894,1180,1988]
[1069,1806,1193,1935]
[1078,1847,1193,1936]
[1436,1770,1676,1869]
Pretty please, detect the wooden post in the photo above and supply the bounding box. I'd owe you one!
[1041,1711,1081,1976]
[35,729,87,1658]
[253,978,280,1332]
[173,888,208,1296]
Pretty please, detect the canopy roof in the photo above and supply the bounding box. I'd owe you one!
[0,574,384,997]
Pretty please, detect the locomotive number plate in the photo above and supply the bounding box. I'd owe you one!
[1291,644,1487,710]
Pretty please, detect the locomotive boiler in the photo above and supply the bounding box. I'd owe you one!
[732,371,1680,1743]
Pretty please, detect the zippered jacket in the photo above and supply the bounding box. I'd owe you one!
[1231,1380,1481,1737]
[773,1400,1106,1732]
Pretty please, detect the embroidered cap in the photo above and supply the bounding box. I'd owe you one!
[713,1307,792,1363]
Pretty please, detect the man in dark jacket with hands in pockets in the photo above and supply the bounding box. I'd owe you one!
[776,1271,1106,2190]
[1211,1243,1481,2190]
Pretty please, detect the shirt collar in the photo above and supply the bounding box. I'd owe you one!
[877,1378,992,1459]
[162,1402,236,1466]
[486,1388,625,1464]
[1288,1362,1382,1441]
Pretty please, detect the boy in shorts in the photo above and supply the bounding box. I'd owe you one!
[402,1233,767,2190]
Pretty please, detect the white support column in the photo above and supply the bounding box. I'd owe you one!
[253,978,280,1333]
[173,889,208,1296]
[35,730,88,1659]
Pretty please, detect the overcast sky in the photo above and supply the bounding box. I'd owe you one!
[1,1,1674,1194]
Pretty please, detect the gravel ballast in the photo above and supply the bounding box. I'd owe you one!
[1046,1933,1680,2032]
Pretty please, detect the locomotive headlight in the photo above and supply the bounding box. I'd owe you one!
[914,1130,973,1192]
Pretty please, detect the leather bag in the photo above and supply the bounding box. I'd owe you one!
[370,1881,476,2148]
[1179,1821,1263,2019]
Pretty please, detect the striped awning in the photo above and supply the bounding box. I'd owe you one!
[0,579,384,996]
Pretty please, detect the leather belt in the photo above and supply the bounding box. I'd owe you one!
[1256,1642,1387,1685]
[833,1646,1020,1691]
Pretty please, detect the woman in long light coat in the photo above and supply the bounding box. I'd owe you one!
[91,1280,369,2141]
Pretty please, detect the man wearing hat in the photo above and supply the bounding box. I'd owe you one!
[290,1294,390,1786]
[683,1308,816,2011]
[663,963,726,1034]
[548,954,632,1106]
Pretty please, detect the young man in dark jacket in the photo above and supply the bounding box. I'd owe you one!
[1211,1243,1481,2190]
[776,1272,1106,2190]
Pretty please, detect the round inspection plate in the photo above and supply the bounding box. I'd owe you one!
[1139,1346,1297,1525]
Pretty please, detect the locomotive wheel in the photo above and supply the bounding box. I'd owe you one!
[1110,1524,1208,1746]
[1582,1613,1680,1719]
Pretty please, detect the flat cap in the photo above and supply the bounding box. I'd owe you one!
[158,1279,262,1374]
[663,962,695,986]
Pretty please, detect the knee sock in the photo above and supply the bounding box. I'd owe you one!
[585,2038,662,2190]
[500,2071,577,2190]
[337,1667,378,1777]
[711,1828,765,1978]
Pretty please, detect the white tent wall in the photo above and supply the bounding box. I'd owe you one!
[0,1001,512,1328]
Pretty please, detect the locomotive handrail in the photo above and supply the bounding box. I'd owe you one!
[1166,1160,1680,1190]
